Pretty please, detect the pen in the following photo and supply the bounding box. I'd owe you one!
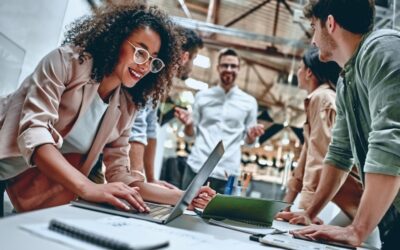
[243,172,252,190]
[249,229,288,242]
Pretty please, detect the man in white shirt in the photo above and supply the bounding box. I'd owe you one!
[175,48,264,193]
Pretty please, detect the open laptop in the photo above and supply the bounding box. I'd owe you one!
[71,140,224,224]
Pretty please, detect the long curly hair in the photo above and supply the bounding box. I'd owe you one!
[62,3,180,107]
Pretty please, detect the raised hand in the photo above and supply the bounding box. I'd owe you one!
[246,124,265,142]
[174,107,192,126]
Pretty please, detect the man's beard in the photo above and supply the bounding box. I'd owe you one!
[318,28,337,62]
[220,73,236,86]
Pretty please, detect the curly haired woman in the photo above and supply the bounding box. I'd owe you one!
[0,3,214,213]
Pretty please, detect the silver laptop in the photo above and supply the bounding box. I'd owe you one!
[71,140,224,224]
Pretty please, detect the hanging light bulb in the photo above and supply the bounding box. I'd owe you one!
[281,131,290,146]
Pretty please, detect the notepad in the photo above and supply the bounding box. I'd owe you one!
[208,218,283,235]
[202,194,290,227]
[49,219,169,250]
[21,218,170,250]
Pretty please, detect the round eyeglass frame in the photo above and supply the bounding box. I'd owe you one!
[127,41,165,73]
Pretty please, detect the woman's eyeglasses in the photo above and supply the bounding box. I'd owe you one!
[127,41,165,73]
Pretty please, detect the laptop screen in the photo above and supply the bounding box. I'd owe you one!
[165,140,224,223]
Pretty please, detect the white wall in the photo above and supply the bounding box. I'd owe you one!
[1,0,91,213]
[0,0,91,95]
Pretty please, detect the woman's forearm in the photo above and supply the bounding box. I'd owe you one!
[131,181,182,205]
[33,144,91,196]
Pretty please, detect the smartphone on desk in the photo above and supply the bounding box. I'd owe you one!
[293,234,356,250]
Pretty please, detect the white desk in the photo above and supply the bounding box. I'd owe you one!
[0,205,371,250]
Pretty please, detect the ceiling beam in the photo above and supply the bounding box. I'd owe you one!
[280,0,312,38]
[224,0,272,27]
[206,0,220,24]
[185,2,208,15]
[202,38,302,61]
[177,0,192,19]
[272,0,281,43]
[172,16,308,49]
[241,56,285,72]
[250,64,274,88]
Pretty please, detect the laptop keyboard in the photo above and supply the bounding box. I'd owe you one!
[121,200,173,220]
[146,203,173,220]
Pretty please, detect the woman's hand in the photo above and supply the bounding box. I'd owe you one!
[275,210,323,225]
[79,182,150,213]
[188,186,216,210]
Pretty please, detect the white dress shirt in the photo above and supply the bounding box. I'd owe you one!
[187,85,258,180]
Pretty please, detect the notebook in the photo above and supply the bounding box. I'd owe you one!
[47,219,169,250]
[71,140,225,224]
[200,194,290,227]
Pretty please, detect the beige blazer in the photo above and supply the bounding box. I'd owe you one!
[287,84,362,219]
[0,45,143,184]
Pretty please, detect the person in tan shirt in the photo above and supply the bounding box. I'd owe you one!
[0,3,214,213]
[277,47,362,223]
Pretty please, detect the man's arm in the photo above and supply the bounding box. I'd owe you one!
[174,107,194,136]
[350,173,400,243]
[143,138,179,189]
[244,98,264,145]
[291,173,400,246]
[129,105,149,174]
[175,93,201,138]
[129,105,178,189]
[245,124,264,144]
[143,138,156,182]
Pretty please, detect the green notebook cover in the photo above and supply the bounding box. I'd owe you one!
[202,194,290,227]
